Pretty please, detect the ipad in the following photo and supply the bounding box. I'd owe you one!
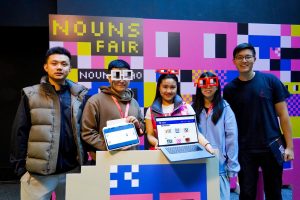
[102,123,140,151]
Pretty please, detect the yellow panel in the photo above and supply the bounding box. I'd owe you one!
[67,69,78,82]
[284,82,300,94]
[144,82,156,107]
[291,117,300,138]
[291,25,300,36]
[104,56,118,69]
[77,42,91,55]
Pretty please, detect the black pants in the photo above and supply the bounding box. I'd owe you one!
[238,151,283,200]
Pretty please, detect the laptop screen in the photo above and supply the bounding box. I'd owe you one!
[155,115,199,146]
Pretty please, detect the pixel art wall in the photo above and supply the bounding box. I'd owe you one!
[49,14,300,198]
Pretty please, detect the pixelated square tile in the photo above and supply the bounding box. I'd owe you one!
[50,41,63,48]
[91,56,104,69]
[238,23,248,35]
[181,82,196,95]
[77,56,91,69]
[144,82,156,107]
[281,36,291,48]
[180,70,193,82]
[64,42,77,55]
[143,70,156,82]
[77,42,91,55]
[280,59,291,71]
[131,56,144,69]
[280,71,291,83]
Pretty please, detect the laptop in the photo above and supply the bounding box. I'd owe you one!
[102,123,140,151]
[155,115,214,162]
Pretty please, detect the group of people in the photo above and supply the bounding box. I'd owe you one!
[10,43,294,200]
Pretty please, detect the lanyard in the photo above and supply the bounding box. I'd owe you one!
[205,104,214,117]
[111,96,130,118]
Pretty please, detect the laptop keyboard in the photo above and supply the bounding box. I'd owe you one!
[166,144,202,154]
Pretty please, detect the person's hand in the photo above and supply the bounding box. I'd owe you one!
[126,116,143,135]
[204,143,215,154]
[120,146,131,151]
[284,147,294,161]
[126,116,139,125]
[153,140,160,150]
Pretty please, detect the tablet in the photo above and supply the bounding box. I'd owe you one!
[102,123,140,151]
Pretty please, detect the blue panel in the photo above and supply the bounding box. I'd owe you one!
[88,82,109,96]
[249,36,280,59]
[110,164,207,200]
[280,59,291,71]
[225,70,239,83]
[129,82,144,107]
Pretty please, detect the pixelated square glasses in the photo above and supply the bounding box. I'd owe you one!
[156,69,179,75]
[194,77,219,88]
[107,70,133,80]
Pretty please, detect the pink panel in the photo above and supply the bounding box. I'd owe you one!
[118,56,131,64]
[139,134,144,145]
[64,42,77,55]
[281,25,291,36]
[291,37,300,48]
[269,48,281,59]
[110,194,153,200]
[160,192,201,200]
[143,19,237,70]
[91,56,104,69]
[291,60,300,71]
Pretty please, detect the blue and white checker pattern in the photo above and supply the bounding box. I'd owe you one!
[110,165,140,189]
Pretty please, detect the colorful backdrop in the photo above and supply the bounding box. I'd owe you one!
[49,14,300,198]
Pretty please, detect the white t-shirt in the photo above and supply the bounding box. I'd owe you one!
[145,103,195,119]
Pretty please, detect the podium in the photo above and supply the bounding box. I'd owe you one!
[66,150,219,200]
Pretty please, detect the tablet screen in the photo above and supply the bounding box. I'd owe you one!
[103,123,139,151]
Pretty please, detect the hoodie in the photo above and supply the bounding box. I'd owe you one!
[81,86,144,158]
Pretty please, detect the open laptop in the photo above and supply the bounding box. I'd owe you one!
[155,115,214,162]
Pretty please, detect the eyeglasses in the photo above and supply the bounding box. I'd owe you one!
[106,70,133,80]
[156,69,179,75]
[235,55,254,62]
[194,77,219,88]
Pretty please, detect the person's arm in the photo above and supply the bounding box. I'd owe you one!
[189,103,214,154]
[224,106,240,177]
[81,100,106,151]
[197,132,214,154]
[275,101,294,161]
[145,118,159,149]
[10,94,31,177]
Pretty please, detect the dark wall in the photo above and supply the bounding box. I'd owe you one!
[0,1,56,180]
[0,27,50,180]
[57,0,300,24]
[1,0,299,181]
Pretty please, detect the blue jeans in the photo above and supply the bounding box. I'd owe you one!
[220,174,230,200]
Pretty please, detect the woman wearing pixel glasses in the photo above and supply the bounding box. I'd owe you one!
[193,71,240,200]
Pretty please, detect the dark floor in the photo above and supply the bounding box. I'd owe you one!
[0,181,293,200]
